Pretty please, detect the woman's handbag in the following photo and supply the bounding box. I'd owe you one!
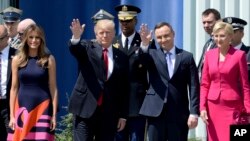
[233,108,250,125]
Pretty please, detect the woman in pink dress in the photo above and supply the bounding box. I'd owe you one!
[200,21,250,141]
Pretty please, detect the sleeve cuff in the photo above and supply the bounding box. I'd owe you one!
[70,36,80,45]
[120,118,127,121]
[189,114,199,118]
[140,42,149,53]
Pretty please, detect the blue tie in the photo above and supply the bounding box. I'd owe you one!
[166,52,173,78]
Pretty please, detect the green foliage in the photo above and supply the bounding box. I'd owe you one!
[55,93,73,141]
[188,138,202,141]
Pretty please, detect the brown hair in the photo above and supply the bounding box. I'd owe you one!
[202,8,221,21]
[16,24,50,68]
[154,22,174,34]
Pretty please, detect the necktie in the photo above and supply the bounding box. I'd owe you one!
[124,38,129,52]
[97,48,109,106]
[103,48,109,80]
[166,52,173,78]
[206,38,213,51]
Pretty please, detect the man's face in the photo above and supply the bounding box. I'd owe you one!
[202,13,217,35]
[154,25,174,51]
[4,21,19,38]
[231,29,244,46]
[95,20,115,48]
[119,18,136,37]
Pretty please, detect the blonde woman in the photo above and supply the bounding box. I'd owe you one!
[200,22,250,141]
[8,25,58,141]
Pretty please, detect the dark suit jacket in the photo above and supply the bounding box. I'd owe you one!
[113,32,149,117]
[241,43,250,81]
[198,38,216,74]
[139,47,200,122]
[239,43,249,54]
[68,40,129,119]
[6,47,16,102]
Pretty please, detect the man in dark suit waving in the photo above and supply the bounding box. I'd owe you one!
[68,11,129,141]
[139,22,200,141]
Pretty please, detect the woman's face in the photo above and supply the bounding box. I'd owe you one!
[27,31,41,49]
[213,29,232,49]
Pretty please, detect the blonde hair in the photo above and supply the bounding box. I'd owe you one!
[94,19,115,34]
[213,21,234,35]
[16,24,50,68]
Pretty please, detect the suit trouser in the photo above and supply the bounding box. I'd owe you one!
[147,105,189,141]
[0,99,10,141]
[73,107,118,141]
[115,116,146,141]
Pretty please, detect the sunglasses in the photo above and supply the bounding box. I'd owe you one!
[18,32,24,36]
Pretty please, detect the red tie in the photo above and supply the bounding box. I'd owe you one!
[97,48,109,106]
[103,48,109,80]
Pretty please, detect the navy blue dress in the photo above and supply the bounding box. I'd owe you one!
[8,56,54,141]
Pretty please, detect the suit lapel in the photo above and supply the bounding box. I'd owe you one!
[210,40,217,49]
[90,41,106,81]
[7,47,16,84]
[211,48,220,73]
[108,47,119,80]
[114,33,141,56]
[92,41,103,59]
[156,49,170,80]
[173,47,182,74]
[240,44,249,54]
[127,32,141,55]
[220,47,235,69]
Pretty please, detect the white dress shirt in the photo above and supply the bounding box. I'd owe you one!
[121,32,135,50]
[104,46,114,79]
[234,42,242,50]
[0,46,10,98]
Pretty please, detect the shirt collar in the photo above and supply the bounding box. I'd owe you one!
[1,46,10,56]
[122,32,136,43]
[233,42,243,50]
[164,46,175,56]
[103,45,113,52]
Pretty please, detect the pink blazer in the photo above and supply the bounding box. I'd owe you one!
[200,47,250,112]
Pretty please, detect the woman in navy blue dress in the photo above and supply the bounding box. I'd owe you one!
[8,25,58,141]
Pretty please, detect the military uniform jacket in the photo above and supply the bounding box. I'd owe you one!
[113,32,149,117]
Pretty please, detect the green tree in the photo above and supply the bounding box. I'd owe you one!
[55,93,73,141]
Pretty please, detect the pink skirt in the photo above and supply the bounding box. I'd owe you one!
[206,98,244,141]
